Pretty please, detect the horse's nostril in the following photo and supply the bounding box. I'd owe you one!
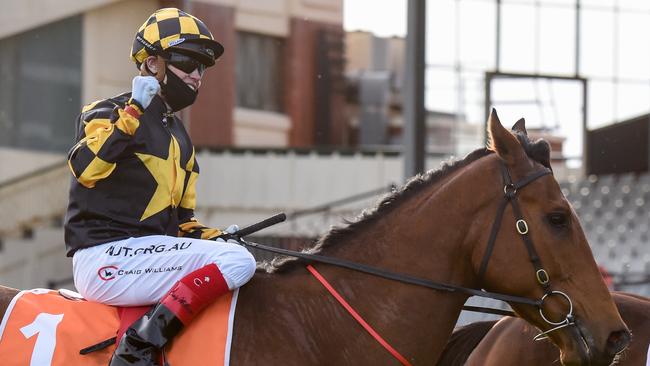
[606,329,631,355]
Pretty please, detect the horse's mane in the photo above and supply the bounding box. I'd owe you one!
[435,320,499,366]
[258,132,551,273]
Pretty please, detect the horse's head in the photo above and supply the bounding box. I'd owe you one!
[470,109,630,366]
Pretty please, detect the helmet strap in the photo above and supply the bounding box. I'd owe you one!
[140,56,167,82]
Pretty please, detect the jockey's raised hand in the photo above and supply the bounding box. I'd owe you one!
[130,75,160,109]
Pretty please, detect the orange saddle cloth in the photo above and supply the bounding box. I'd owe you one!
[0,289,238,366]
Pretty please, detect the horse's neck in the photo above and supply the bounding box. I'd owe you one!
[321,165,481,287]
[232,168,486,364]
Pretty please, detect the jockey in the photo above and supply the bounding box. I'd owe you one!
[64,8,256,366]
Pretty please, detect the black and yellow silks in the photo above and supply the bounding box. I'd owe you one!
[64,94,222,256]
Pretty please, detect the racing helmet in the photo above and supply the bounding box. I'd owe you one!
[130,8,224,68]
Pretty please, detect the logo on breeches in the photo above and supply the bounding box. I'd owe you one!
[98,265,118,281]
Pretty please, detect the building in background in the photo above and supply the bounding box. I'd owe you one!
[345,30,483,157]
[0,0,344,172]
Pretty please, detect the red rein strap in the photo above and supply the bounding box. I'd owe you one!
[306,265,413,366]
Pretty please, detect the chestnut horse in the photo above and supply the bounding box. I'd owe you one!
[438,292,650,366]
[231,111,629,365]
[0,111,631,365]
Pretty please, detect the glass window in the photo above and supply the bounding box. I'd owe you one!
[539,6,575,75]
[460,70,486,124]
[580,9,614,78]
[581,0,615,9]
[426,67,458,113]
[235,32,285,112]
[459,1,496,69]
[617,13,650,80]
[426,0,456,67]
[0,16,81,152]
[588,80,615,128]
[618,0,650,11]
[501,3,536,73]
[540,0,577,6]
[491,77,584,158]
[616,83,650,122]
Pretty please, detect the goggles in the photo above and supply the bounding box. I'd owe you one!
[165,52,207,75]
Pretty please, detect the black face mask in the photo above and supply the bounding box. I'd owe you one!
[160,68,198,112]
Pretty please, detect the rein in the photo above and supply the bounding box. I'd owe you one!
[241,239,540,307]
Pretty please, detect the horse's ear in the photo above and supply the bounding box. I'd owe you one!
[487,109,527,165]
[512,118,527,136]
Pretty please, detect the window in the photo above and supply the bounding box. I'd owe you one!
[235,32,285,113]
[0,16,81,152]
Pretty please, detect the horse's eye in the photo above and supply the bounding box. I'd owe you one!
[548,212,569,228]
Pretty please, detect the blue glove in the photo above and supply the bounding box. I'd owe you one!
[131,76,160,109]
[215,224,240,244]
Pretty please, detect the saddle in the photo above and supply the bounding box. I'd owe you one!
[0,289,238,366]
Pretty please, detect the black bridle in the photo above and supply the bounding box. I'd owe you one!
[475,162,576,339]
[239,162,576,338]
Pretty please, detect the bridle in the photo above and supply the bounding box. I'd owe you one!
[238,161,577,341]
[477,161,576,340]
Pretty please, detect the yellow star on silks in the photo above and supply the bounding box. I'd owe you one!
[135,137,186,221]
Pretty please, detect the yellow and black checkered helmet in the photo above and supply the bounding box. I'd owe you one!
[131,8,224,67]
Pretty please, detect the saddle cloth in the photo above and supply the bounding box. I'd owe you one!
[0,288,238,366]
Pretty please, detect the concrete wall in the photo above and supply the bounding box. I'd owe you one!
[0,227,71,290]
[0,148,65,182]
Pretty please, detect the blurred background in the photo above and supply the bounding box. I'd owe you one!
[0,0,649,324]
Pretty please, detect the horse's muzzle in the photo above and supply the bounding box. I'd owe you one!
[562,320,631,366]
[604,329,631,360]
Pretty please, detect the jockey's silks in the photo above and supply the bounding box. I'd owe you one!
[65,93,222,256]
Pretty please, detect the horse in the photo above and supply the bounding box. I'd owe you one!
[0,110,631,365]
[437,292,650,366]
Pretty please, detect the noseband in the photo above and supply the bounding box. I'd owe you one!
[478,162,575,341]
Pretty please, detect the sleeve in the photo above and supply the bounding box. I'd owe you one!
[177,150,224,240]
[67,99,143,188]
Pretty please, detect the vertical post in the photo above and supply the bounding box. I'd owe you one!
[404,0,427,180]
[575,0,581,77]
[495,0,502,72]
[484,71,493,144]
[582,78,589,176]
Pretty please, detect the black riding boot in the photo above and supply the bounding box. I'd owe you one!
[108,303,183,366]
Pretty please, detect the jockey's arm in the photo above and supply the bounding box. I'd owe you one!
[177,160,224,240]
[178,215,224,240]
[67,100,142,188]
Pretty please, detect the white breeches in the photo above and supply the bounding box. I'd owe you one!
[72,235,256,306]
